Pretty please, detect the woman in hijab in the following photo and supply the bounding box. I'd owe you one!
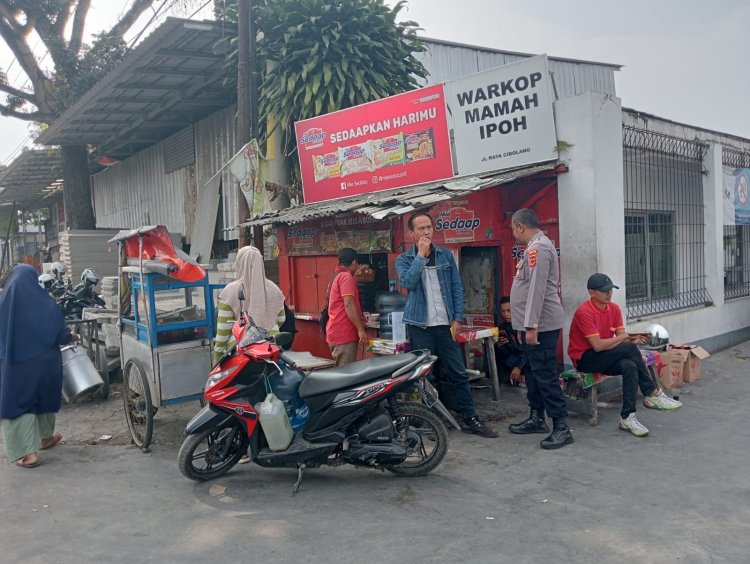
[0,264,78,468]
[213,246,287,363]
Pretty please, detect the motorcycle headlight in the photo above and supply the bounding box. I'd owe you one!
[205,365,240,389]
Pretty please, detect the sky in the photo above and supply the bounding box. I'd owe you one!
[1,0,748,166]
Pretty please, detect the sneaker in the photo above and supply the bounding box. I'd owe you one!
[643,391,683,411]
[461,416,499,438]
[619,413,649,437]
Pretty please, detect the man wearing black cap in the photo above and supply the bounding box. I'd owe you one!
[325,248,368,367]
[568,273,682,437]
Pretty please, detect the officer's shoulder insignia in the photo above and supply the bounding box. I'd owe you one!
[528,248,538,268]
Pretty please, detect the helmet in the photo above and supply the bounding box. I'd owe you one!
[81,268,100,286]
[644,323,670,350]
[50,261,66,279]
[39,273,55,291]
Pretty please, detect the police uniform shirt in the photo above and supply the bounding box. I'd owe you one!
[510,231,564,332]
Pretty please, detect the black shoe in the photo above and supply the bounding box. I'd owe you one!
[508,408,550,435]
[461,416,499,438]
[540,418,574,450]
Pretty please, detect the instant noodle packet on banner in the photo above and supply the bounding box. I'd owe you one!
[339,141,374,177]
[372,133,405,169]
[405,128,436,163]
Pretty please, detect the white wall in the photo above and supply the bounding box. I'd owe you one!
[627,142,750,349]
[555,92,625,359]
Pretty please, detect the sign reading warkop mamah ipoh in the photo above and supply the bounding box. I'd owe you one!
[445,54,558,176]
[295,84,453,204]
[294,55,557,204]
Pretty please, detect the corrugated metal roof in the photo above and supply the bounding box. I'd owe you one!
[240,162,561,227]
[38,18,236,162]
[0,149,64,208]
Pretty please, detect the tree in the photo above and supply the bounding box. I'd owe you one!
[216,0,428,196]
[0,1,191,228]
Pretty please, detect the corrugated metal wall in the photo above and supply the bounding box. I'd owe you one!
[419,41,617,97]
[92,139,190,238]
[194,104,239,241]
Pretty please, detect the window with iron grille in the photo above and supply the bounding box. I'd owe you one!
[722,147,750,300]
[622,126,710,319]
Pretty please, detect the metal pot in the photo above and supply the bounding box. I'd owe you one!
[61,344,104,403]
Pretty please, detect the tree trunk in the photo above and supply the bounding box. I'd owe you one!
[61,144,96,230]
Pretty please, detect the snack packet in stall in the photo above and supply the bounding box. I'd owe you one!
[372,133,405,170]
[405,128,436,163]
[338,141,374,177]
[312,152,341,182]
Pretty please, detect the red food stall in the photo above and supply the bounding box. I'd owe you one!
[266,164,564,360]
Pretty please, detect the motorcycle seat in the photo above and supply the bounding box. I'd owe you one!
[298,354,417,398]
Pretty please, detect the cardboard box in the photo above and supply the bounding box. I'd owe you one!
[659,350,687,389]
[668,345,710,383]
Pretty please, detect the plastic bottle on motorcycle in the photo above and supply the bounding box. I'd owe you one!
[258,393,293,451]
[270,361,309,432]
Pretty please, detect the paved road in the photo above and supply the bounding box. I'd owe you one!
[2,343,749,564]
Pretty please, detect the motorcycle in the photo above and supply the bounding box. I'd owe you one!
[178,286,457,493]
[57,268,105,320]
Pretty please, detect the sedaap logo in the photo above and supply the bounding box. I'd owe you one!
[435,208,481,233]
[299,128,327,148]
[288,226,317,239]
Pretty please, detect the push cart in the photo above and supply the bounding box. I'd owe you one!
[110,226,222,449]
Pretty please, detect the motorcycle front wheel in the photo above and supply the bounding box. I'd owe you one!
[386,402,448,477]
[178,425,248,481]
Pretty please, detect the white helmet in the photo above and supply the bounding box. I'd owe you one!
[81,268,100,286]
[50,261,66,279]
[39,273,55,291]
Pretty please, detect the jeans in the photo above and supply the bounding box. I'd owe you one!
[576,343,656,418]
[408,325,476,419]
[522,329,567,419]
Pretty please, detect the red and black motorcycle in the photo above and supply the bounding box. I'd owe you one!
[178,287,456,492]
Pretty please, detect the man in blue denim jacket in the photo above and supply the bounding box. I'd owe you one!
[396,211,497,438]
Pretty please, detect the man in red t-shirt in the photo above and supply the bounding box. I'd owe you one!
[325,248,368,366]
[568,273,682,437]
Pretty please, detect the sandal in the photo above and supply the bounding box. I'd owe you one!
[15,453,41,468]
[40,432,62,450]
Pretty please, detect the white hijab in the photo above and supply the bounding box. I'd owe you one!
[218,246,286,330]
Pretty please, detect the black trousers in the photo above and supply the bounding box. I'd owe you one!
[408,325,476,420]
[576,343,657,418]
[522,329,567,419]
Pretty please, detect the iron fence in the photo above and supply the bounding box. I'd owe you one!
[722,146,750,299]
[622,126,711,319]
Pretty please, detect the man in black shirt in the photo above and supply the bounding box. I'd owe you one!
[495,296,527,386]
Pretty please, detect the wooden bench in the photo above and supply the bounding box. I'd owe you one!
[560,351,663,426]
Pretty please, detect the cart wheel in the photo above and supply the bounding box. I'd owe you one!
[122,359,154,449]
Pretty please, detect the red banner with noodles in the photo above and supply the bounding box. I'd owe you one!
[295,84,453,204]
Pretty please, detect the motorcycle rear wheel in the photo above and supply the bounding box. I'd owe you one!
[386,402,448,477]
[178,425,248,481]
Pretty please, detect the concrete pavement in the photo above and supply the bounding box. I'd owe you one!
[2,342,749,563]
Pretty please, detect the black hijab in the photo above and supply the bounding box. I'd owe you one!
[0,264,67,363]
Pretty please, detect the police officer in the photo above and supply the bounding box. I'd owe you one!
[508,208,573,449]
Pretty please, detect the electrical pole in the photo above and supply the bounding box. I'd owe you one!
[236,0,251,247]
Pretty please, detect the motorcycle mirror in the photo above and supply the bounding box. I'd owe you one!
[237,284,246,302]
[274,332,293,351]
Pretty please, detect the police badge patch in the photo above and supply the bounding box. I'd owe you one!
[528,248,538,268]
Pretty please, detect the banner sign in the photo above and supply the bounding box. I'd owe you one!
[445,55,558,176]
[723,166,750,225]
[295,84,453,204]
[285,215,392,256]
[412,191,502,245]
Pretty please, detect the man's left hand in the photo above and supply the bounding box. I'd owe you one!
[451,320,463,340]
[525,328,539,345]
